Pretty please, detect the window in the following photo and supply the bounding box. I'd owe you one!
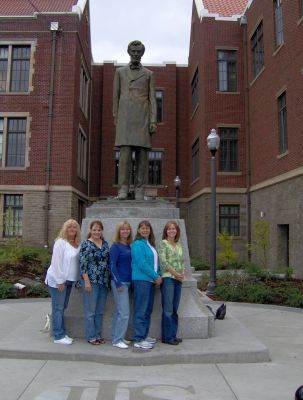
[251,22,264,78]
[3,194,23,237]
[217,50,237,92]
[148,151,162,185]
[80,64,89,116]
[0,45,31,92]
[191,68,199,112]
[191,139,199,181]
[274,0,284,47]
[219,127,239,172]
[0,117,27,167]
[0,119,3,166]
[77,128,87,180]
[115,150,163,185]
[156,90,163,123]
[278,92,287,153]
[219,205,240,236]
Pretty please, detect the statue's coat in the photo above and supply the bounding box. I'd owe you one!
[113,64,157,149]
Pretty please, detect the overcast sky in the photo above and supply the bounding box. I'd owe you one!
[89,0,193,65]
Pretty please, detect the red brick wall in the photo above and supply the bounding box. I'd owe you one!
[0,12,91,197]
[246,0,303,185]
[188,12,247,198]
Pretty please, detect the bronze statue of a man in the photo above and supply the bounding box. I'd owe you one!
[113,40,157,200]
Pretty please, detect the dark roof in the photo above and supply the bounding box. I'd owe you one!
[0,0,78,16]
[202,0,248,17]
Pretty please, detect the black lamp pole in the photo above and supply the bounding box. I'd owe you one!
[206,129,220,296]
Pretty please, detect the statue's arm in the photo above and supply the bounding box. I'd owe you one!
[149,72,157,134]
[113,69,120,125]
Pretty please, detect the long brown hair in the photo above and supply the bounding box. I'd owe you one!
[135,220,155,247]
[162,221,180,242]
[87,220,104,239]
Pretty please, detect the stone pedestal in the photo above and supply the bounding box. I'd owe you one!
[65,199,214,339]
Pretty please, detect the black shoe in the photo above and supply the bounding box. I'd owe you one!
[162,339,179,345]
[175,337,183,343]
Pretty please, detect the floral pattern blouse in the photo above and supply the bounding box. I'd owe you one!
[159,239,184,279]
[79,239,110,287]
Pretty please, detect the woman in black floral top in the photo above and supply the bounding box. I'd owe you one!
[80,220,110,345]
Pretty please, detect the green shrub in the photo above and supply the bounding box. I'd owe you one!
[217,230,239,269]
[243,284,273,304]
[283,288,303,308]
[190,257,210,271]
[27,285,49,298]
[0,278,17,299]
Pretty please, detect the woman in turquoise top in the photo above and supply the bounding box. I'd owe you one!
[131,220,162,350]
[159,221,184,345]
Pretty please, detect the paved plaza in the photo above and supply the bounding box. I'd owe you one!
[0,298,302,399]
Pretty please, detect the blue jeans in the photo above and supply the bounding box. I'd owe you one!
[48,281,73,340]
[82,283,108,341]
[161,278,182,342]
[111,281,131,344]
[133,280,155,342]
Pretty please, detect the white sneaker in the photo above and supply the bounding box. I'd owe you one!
[123,339,131,345]
[145,336,157,344]
[134,340,153,349]
[113,341,128,349]
[65,335,74,342]
[54,337,72,345]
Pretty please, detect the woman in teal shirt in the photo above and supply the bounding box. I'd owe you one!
[131,220,162,350]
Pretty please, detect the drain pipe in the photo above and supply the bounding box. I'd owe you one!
[44,22,59,247]
[241,16,252,260]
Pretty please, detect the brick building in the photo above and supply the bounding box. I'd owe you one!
[1,0,303,276]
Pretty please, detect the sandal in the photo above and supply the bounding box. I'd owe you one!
[88,339,100,345]
[96,338,106,344]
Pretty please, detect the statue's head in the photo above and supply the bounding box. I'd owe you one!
[127,40,145,65]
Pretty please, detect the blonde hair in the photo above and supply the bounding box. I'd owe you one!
[113,220,133,245]
[56,219,81,245]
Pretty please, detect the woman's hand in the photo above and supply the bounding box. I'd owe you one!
[57,283,65,292]
[174,272,184,282]
[154,276,162,286]
[84,282,92,292]
[117,286,124,292]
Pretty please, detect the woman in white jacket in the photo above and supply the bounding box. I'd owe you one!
[45,219,81,345]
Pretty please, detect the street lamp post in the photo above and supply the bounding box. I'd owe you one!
[206,129,220,296]
[173,176,181,209]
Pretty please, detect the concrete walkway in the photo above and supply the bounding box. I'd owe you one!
[0,298,302,399]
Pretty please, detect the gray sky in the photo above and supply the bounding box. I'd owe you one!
[89,0,193,65]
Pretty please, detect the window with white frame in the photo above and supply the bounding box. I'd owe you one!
[3,194,23,237]
[77,128,87,180]
[219,127,239,172]
[217,50,237,92]
[278,92,287,154]
[191,68,199,112]
[0,45,31,92]
[191,139,199,181]
[274,0,284,47]
[156,90,163,123]
[80,64,90,116]
[0,117,27,167]
[251,22,264,78]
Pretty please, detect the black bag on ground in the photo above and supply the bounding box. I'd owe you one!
[206,303,226,320]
